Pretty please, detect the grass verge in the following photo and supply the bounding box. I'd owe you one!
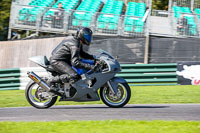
[0,85,200,107]
[0,120,200,133]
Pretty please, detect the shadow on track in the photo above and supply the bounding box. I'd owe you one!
[50,105,169,109]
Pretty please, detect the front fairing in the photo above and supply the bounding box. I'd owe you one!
[96,49,121,73]
[73,49,121,75]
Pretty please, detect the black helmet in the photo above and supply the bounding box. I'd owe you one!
[76,27,93,46]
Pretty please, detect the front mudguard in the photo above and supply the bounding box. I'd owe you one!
[108,77,127,94]
[111,77,127,83]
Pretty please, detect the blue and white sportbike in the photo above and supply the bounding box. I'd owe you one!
[25,50,131,109]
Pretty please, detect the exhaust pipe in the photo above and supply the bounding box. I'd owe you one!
[27,71,50,91]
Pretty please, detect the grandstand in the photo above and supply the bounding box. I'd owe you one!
[18,0,55,25]
[124,2,146,34]
[71,0,102,28]
[8,0,150,38]
[97,0,123,33]
[171,0,200,37]
[151,0,200,37]
[43,0,79,28]
[8,0,200,39]
[173,6,197,35]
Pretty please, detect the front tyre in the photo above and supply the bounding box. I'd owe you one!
[25,80,57,109]
[100,82,131,108]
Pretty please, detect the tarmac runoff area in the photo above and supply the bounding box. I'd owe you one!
[0,104,200,121]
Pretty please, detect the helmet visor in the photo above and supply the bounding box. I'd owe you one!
[84,34,92,45]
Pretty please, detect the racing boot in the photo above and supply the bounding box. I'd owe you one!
[46,75,61,92]
[60,73,80,84]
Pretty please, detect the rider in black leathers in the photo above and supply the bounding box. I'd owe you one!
[48,28,95,89]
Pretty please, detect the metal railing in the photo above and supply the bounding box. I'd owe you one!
[151,10,169,17]
[169,0,200,11]
[126,0,151,7]
[150,9,200,37]
[171,11,200,37]
[172,0,192,7]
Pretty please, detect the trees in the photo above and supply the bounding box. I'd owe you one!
[152,0,169,10]
[127,0,169,10]
[0,0,11,41]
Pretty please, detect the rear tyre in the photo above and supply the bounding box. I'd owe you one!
[100,82,131,108]
[25,80,57,109]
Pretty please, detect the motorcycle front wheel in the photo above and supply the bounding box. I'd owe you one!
[25,80,57,109]
[100,82,131,108]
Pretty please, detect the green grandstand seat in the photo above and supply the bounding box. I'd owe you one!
[98,16,105,22]
[28,15,37,22]
[97,0,123,30]
[108,24,117,30]
[195,8,200,13]
[135,27,143,33]
[182,7,191,13]
[19,0,55,23]
[125,19,134,25]
[83,13,93,21]
[124,2,145,33]
[82,21,90,27]
[125,26,133,32]
[18,15,27,21]
[19,8,29,14]
[98,23,105,29]
[72,19,79,26]
[29,10,39,15]
[109,18,117,23]
[105,18,111,23]
[72,0,101,27]
[83,16,92,21]
[74,13,85,20]
[135,20,144,26]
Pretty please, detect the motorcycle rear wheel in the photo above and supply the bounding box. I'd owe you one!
[100,82,131,108]
[25,80,57,109]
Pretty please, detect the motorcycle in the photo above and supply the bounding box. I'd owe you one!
[25,49,131,109]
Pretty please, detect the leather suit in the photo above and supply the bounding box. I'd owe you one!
[49,35,94,82]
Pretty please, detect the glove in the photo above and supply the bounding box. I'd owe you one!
[94,58,102,65]
[91,60,101,72]
[90,65,98,72]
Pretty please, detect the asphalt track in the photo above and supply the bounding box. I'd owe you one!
[0,104,200,121]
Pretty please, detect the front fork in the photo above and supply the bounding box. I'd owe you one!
[107,81,117,95]
[107,77,127,95]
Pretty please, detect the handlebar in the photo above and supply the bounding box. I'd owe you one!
[86,59,109,75]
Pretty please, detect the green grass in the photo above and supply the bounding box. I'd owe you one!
[1,86,200,133]
[0,85,200,107]
[130,85,200,104]
[0,120,200,133]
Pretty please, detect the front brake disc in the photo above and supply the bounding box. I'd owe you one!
[107,85,124,102]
